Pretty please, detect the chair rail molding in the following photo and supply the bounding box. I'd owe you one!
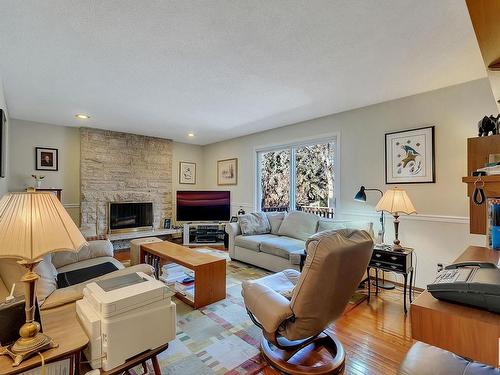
[63,203,80,209]
[336,209,469,225]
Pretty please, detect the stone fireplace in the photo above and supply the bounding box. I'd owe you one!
[80,127,172,235]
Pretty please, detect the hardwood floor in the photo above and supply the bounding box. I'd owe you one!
[114,248,415,374]
[258,286,415,375]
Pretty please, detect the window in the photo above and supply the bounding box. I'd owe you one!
[257,138,336,213]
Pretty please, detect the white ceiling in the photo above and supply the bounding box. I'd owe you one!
[0,0,487,145]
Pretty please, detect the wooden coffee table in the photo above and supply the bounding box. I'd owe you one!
[140,241,226,308]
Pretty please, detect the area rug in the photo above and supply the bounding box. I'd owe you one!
[134,251,367,375]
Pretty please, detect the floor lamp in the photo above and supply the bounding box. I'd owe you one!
[354,186,394,290]
[0,192,87,366]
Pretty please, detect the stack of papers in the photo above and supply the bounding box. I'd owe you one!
[159,263,194,286]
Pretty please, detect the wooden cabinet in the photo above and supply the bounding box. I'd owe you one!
[462,135,500,234]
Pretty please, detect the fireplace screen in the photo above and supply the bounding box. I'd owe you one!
[109,202,153,233]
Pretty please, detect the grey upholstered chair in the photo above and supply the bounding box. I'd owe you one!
[242,229,373,374]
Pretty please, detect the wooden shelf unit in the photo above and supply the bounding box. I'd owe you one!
[462,135,500,234]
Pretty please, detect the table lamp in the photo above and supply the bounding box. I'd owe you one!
[0,192,87,366]
[375,187,416,252]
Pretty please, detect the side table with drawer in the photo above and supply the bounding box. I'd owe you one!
[367,245,414,314]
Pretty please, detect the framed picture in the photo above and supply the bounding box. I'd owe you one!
[163,218,171,229]
[179,161,196,184]
[230,216,238,223]
[35,147,58,171]
[217,158,238,185]
[385,126,435,184]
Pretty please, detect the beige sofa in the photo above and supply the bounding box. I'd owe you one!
[226,211,374,272]
[0,239,153,310]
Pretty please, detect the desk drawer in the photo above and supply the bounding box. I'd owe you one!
[369,260,405,272]
[372,250,406,264]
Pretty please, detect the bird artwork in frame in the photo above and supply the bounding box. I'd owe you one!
[385,126,435,184]
[179,161,196,184]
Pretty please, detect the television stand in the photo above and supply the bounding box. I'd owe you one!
[183,222,226,247]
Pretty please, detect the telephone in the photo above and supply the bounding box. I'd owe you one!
[427,261,500,313]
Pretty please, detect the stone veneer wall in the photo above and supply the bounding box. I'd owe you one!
[80,127,172,234]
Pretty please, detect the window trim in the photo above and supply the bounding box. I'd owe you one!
[254,132,341,212]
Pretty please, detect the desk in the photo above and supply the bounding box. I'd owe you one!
[0,304,88,375]
[411,246,500,367]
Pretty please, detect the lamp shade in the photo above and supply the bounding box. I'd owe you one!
[375,187,416,215]
[0,192,87,261]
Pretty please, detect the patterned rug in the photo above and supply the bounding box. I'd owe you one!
[134,251,367,375]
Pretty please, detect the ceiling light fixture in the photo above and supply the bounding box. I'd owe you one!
[75,113,90,119]
[188,132,195,137]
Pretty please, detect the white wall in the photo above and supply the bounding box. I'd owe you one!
[8,119,81,223]
[172,142,205,223]
[202,78,498,287]
[0,78,9,196]
[7,119,205,225]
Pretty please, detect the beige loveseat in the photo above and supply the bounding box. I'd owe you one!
[225,211,374,272]
[0,239,153,310]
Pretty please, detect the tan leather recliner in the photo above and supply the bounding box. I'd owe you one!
[242,228,373,375]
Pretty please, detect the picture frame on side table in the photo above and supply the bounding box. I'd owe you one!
[179,161,196,184]
[163,218,171,229]
[217,158,238,185]
[385,126,435,184]
[35,147,58,171]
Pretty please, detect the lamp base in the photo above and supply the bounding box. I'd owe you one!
[392,243,404,252]
[0,331,58,367]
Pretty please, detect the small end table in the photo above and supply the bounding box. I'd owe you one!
[367,245,414,314]
[0,304,88,375]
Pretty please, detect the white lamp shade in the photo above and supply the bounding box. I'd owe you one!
[375,187,416,215]
[0,192,87,261]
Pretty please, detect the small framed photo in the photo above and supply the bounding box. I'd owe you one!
[385,126,435,184]
[179,161,196,184]
[217,158,238,185]
[163,218,171,229]
[36,147,58,171]
[230,216,238,223]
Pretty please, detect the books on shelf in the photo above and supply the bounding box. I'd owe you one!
[159,263,194,285]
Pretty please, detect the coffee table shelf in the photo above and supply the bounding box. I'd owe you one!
[140,241,226,308]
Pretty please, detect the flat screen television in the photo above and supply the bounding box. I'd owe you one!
[177,191,230,222]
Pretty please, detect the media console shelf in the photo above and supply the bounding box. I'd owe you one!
[183,222,226,247]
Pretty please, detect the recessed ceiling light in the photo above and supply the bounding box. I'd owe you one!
[188,132,195,137]
[75,113,90,119]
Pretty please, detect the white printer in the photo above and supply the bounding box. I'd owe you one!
[76,272,176,371]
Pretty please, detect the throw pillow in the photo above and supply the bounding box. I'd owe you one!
[34,255,58,303]
[239,212,271,235]
[265,211,286,234]
[278,211,319,241]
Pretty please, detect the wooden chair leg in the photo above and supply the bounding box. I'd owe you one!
[151,356,161,375]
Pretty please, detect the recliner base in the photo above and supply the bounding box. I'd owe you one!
[260,330,345,375]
